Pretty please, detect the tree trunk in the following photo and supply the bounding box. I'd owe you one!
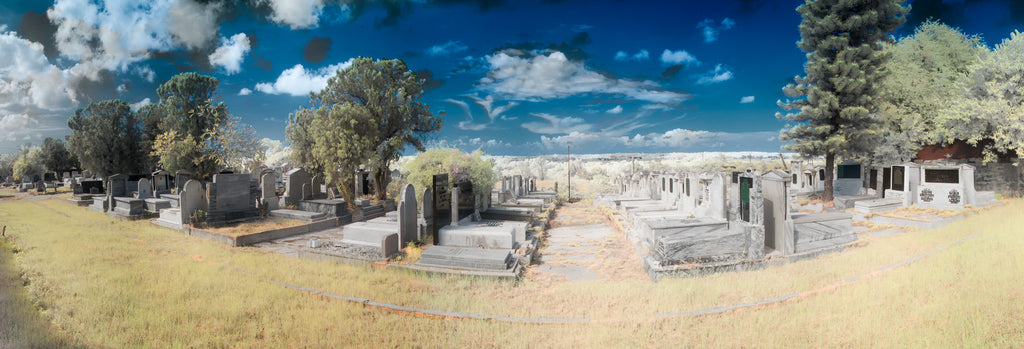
[372,167,388,201]
[823,152,835,203]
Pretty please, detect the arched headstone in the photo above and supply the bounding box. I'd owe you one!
[180,179,207,225]
[283,168,310,206]
[136,178,153,199]
[398,184,417,246]
[261,172,278,210]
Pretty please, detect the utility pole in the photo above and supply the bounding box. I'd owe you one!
[567,145,571,202]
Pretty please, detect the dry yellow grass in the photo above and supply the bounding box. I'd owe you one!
[0,188,1021,346]
[200,217,306,237]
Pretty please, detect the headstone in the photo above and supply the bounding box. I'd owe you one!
[180,179,207,225]
[108,174,128,197]
[152,170,171,193]
[174,170,192,193]
[136,178,153,199]
[762,170,794,255]
[450,185,460,226]
[301,183,312,200]
[432,174,450,242]
[398,184,417,246]
[261,172,279,210]
[80,180,103,195]
[206,173,258,222]
[710,173,727,220]
[283,168,310,206]
[310,175,326,199]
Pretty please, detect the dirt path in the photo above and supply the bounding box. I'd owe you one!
[528,203,648,283]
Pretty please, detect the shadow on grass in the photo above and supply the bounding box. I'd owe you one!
[0,239,84,348]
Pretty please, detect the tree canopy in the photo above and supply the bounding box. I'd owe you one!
[287,57,442,203]
[403,148,497,206]
[40,137,78,177]
[875,21,987,163]
[952,30,1024,163]
[67,100,148,177]
[778,0,907,201]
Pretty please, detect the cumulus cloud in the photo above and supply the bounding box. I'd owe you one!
[740,95,755,103]
[539,127,778,151]
[696,64,733,84]
[614,49,649,61]
[479,50,689,104]
[209,33,251,75]
[263,0,326,29]
[606,105,623,114]
[238,88,252,96]
[255,59,353,96]
[660,49,699,66]
[427,40,469,56]
[697,17,736,43]
[0,31,77,109]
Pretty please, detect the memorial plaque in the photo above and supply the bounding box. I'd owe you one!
[740,176,752,222]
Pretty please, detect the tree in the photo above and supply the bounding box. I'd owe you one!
[0,153,17,181]
[11,145,43,183]
[288,57,442,202]
[777,0,908,202]
[137,103,167,171]
[150,73,260,180]
[40,137,79,178]
[875,21,986,163]
[67,100,148,178]
[311,58,442,200]
[403,148,497,206]
[950,30,1024,163]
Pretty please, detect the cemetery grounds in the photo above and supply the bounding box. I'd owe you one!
[0,187,1023,347]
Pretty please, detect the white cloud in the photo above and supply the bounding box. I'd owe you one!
[740,95,755,103]
[427,41,468,56]
[521,113,592,135]
[606,105,623,114]
[539,128,779,151]
[0,31,77,110]
[466,94,517,123]
[129,98,152,111]
[255,59,353,96]
[696,64,733,84]
[0,113,38,135]
[660,49,699,66]
[480,50,688,104]
[697,17,736,43]
[263,0,326,29]
[209,33,251,75]
[238,88,252,96]
[614,49,649,61]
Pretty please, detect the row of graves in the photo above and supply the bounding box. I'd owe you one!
[598,169,859,280]
[787,160,998,212]
[293,173,556,278]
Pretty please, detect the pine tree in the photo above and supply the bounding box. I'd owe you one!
[777,0,908,202]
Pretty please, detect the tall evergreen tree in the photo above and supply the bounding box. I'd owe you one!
[778,0,908,202]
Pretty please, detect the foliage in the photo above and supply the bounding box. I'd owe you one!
[402,148,497,205]
[39,137,78,177]
[309,57,442,201]
[0,153,16,180]
[777,0,907,201]
[952,30,1024,163]
[151,73,262,180]
[12,146,43,182]
[67,100,148,177]
[306,102,378,203]
[875,21,987,163]
[136,103,167,171]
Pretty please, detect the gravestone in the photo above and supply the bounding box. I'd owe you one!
[81,180,103,194]
[152,170,171,194]
[709,173,727,220]
[762,170,794,255]
[174,170,192,193]
[310,175,326,199]
[180,179,207,225]
[206,173,258,223]
[398,184,417,246]
[450,187,460,227]
[420,187,433,241]
[432,174,450,242]
[283,168,310,206]
[301,183,312,200]
[108,174,128,197]
[136,178,153,199]
[260,172,279,210]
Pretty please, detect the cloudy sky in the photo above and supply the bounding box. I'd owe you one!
[0,0,1022,155]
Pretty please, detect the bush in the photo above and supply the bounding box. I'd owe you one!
[402,148,497,205]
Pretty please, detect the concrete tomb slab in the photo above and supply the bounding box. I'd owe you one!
[854,198,903,214]
[298,199,348,218]
[270,209,326,222]
[438,220,527,249]
[416,245,515,271]
[144,198,172,212]
[792,212,856,253]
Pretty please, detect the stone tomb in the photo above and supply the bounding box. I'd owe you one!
[398,184,417,247]
[283,168,310,207]
[205,173,259,223]
[152,170,171,196]
[135,178,153,199]
[417,246,516,271]
[338,222,401,258]
[174,170,192,193]
[260,172,279,211]
[297,199,349,220]
[833,161,864,196]
[437,219,527,249]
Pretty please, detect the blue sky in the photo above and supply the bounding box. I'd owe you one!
[0,0,1022,155]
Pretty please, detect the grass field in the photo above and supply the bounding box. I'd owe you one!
[0,192,1022,347]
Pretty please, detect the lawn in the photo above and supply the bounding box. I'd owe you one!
[0,192,1021,347]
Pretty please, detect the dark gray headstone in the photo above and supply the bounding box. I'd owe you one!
[399,184,417,246]
[136,178,153,199]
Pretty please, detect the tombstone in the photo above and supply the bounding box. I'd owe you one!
[283,168,310,206]
[834,160,863,196]
[398,184,417,246]
[450,186,460,226]
[310,175,326,199]
[108,174,128,197]
[81,180,103,195]
[180,179,207,225]
[62,172,70,181]
[500,176,507,194]
[301,183,312,201]
[709,173,727,220]
[762,170,794,255]
[136,178,153,199]
[152,170,171,194]
[512,175,522,197]
[419,187,434,241]
[917,164,973,209]
[432,174,450,242]
[174,170,192,193]
[261,172,279,210]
